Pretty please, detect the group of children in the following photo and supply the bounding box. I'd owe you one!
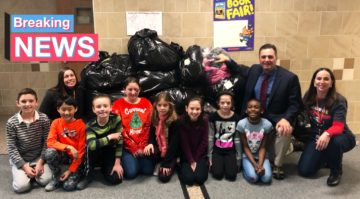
[6,76,273,193]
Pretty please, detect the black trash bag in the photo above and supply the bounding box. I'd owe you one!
[81,53,134,92]
[138,70,179,96]
[128,28,181,71]
[179,45,208,88]
[83,89,125,120]
[109,53,136,78]
[170,42,186,59]
[80,51,110,84]
[163,87,199,115]
[98,51,110,61]
[206,76,246,109]
[204,102,217,114]
[293,110,312,144]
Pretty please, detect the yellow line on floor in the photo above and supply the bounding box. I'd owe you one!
[186,185,204,199]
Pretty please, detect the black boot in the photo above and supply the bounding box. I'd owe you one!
[327,173,341,186]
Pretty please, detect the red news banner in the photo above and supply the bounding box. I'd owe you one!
[5,14,98,62]
[11,33,98,62]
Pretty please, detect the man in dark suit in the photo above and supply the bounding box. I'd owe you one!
[241,43,302,180]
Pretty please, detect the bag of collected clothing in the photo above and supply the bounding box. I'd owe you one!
[138,70,179,96]
[179,45,208,88]
[293,110,312,144]
[109,53,136,78]
[80,51,109,84]
[170,42,186,59]
[202,48,231,85]
[163,87,199,115]
[128,28,181,71]
[204,76,242,107]
[81,53,134,92]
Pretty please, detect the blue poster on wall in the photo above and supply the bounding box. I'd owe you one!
[213,0,255,51]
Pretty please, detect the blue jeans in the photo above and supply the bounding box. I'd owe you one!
[121,150,155,179]
[298,132,355,177]
[242,156,272,184]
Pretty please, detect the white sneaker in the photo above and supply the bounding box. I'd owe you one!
[45,179,59,192]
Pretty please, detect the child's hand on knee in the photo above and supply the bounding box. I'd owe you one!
[59,170,71,181]
[143,144,154,156]
[22,163,36,177]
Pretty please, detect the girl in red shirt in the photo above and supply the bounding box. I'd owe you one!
[112,77,154,179]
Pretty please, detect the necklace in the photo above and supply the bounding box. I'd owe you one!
[316,98,325,123]
[315,98,326,136]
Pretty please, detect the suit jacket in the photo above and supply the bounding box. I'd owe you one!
[241,64,302,125]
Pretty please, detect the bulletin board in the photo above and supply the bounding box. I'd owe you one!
[126,12,162,35]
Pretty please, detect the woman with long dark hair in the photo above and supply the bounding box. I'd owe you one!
[298,67,356,186]
[39,67,84,120]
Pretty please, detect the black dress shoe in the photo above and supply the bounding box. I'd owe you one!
[293,140,305,151]
[327,174,341,186]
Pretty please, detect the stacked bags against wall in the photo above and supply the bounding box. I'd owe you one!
[128,28,183,96]
[167,45,207,114]
[81,28,249,117]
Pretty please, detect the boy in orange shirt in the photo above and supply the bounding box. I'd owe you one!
[44,97,86,191]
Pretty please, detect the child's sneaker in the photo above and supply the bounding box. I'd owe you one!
[45,179,59,192]
[76,175,93,190]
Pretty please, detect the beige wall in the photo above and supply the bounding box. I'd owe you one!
[0,0,61,115]
[93,0,360,133]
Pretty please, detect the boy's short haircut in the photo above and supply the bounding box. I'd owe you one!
[17,88,38,101]
[56,96,78,109]
[92,94,112,106]
[247,98,262,108]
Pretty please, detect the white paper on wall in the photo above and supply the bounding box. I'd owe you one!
[126,12,162,35]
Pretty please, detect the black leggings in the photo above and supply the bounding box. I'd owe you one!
[87,146,122,185]
[211,151,237,181]
[178,158,208,186]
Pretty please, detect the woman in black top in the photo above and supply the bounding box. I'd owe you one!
[39,67,84,120]
[298,68,356,186]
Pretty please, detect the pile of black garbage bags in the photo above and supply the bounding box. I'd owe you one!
[81,28,248,119]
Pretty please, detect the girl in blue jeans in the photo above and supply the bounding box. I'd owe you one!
[236,99,273,184]
[111,77,155,179]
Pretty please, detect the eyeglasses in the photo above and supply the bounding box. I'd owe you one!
[260,55,274,59]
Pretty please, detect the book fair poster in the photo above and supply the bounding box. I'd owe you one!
[213,0,255,51]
